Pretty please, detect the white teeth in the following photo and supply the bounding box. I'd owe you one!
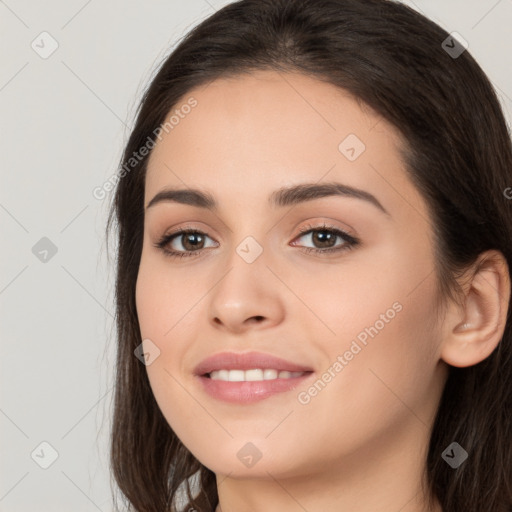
[209,369,306,382]
[263,369,278,380]
[228,370,245,382]
[245,369,264,381]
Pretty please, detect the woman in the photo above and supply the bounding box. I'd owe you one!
[105,0,512,510]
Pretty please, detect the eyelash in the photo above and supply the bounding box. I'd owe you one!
[154,223,360,260]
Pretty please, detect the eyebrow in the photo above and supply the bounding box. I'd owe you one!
[145,182,390,217]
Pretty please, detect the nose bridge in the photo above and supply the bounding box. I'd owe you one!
[217,230,269,296]
[217,202,275,265]
[234,232,266,265]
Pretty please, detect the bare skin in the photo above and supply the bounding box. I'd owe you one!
[135,70,510,512]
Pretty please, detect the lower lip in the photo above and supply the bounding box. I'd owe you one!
[196,372,314,404]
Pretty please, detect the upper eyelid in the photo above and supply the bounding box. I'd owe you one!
[168,224,348,236]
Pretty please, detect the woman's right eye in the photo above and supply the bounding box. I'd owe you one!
[154,229,217,259]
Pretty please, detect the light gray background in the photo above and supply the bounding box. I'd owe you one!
[1,1,511,510]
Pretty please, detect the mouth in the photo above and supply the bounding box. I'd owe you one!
[195,370,315,404]
[203,369,313,381]
[193,351,315,404]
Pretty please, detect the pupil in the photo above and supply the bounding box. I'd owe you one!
[313,231,334,248]
[184,233,203,250]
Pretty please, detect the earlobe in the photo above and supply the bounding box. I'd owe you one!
[440,250,511,368]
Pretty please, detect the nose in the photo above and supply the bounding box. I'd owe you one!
[207,258,286,334]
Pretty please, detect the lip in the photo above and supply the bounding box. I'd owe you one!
[196,372,315,404]
[193,351,314,376]
[193,351,315,404]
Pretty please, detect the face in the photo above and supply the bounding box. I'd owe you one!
[135,70,449,480]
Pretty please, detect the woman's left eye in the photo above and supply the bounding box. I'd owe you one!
[292,224,360,256]
[154,223,360,259]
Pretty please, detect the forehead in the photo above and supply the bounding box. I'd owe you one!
[147,70,388,175]
[144,70,428,223]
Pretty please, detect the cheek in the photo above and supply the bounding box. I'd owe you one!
[134,262,194,439]
[305,261,440,433]
[297,245,440,431]
[135,252,197,341]
[134,253,205,412]
[315,233,437,360]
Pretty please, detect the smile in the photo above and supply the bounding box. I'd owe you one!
[208,369,307,381]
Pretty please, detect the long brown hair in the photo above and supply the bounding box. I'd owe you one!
[105,1,512,510]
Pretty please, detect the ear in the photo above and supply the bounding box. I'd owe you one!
[440,250,511,368]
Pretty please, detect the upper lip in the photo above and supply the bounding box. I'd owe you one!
[194,351,314,376]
